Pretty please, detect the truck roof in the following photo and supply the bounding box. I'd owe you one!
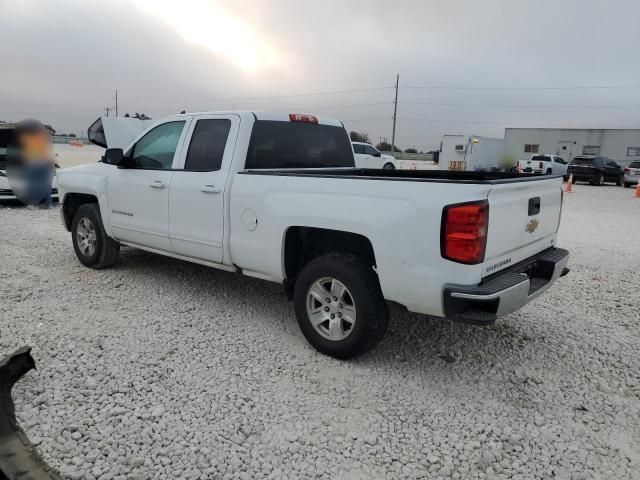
[161,111,344,128]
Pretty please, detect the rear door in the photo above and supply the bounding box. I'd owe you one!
[483,178,562,277]
[168,114,240,262]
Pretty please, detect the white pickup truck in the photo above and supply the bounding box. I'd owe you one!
[518,154,569,178]
[352,142,396,169]
[57,111,569,358]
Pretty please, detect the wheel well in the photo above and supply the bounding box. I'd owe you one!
[284,227,376,292]
[62,193,98,231]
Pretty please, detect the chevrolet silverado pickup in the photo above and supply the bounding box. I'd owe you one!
[57,112,569,358]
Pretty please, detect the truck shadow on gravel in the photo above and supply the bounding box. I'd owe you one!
[115,247,541,369]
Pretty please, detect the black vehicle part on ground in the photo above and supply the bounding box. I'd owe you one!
[0,347,62,480]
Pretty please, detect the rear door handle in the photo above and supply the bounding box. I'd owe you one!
[200,185,221,193]
[150,180,167,189]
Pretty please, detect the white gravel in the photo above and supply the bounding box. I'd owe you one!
[1,183,639,480]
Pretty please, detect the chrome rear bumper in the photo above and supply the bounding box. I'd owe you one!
[443,248,570,325]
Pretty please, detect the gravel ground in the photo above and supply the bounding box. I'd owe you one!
[1,184,639,480]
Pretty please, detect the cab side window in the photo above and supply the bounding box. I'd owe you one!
[364,145,378,156]
[184,119,231,171]
[130,121,185,169]
[353,144,364,154]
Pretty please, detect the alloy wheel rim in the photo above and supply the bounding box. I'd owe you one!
[76,217,97,257]
[306,277,356,341]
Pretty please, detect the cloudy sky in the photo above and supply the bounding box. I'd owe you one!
[2,0,640,150]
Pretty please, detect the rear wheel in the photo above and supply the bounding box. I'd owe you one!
[616,175,623,186]
[624,182,631,188]
[591,173,604,186]
[293,253,388,359]
[71,204,120,269]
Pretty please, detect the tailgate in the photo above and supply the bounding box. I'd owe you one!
[483,177,562,277]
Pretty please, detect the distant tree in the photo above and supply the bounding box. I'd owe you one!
[131,112,152,120]
[349,131,370,143]
[69,133,77,137]
[404,148,418,154]
[180,110,186,114]
[375,141,401,152]
[124,113,130,118]
[43,124,56,135]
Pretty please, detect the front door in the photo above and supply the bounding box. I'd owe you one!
[168,114,239,262]
[107,119,189,251]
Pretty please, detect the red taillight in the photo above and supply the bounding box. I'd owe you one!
[441,201,489,264]
[289,113,318,124]
[624,168,630,174]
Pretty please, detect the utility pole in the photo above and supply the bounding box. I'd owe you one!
[391,74,399,153]
[104,107,111,117]
[114,89,118,117]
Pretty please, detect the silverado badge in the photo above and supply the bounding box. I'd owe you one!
[525,218,539,233]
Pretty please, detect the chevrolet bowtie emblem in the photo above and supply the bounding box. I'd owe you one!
[525,218,539,233]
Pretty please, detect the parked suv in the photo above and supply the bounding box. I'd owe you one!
[623,161,640,188]
[567,156,624,186]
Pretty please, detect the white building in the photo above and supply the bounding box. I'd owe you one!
[504,128,640,167]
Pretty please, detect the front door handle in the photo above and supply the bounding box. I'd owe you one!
[200,185,221,193]
[150,181,167,189]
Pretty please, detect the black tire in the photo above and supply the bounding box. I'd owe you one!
[546,169,552,175]
[71,203,120,269]
[383,163,395,170]
[293,253,389,359]
[624,182,631,188]
[591,173,604,186]
[616,176,623,186]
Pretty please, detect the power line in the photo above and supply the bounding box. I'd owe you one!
[398,117,640,128]
[403,84,640,90]
[123,86,394,104]
[399,101,640,109]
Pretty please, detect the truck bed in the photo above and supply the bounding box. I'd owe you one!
[239,168,559,184]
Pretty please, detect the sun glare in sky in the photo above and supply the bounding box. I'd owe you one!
[131,0,279,72]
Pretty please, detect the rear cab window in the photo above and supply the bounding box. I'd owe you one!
[246,120,354,169]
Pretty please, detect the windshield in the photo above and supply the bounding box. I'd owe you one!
[246,121,354,169]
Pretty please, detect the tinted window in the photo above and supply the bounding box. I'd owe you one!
[184,119,231,171]
[131,121,185,169]
[629,161,640,168]
[353,144,364,154]
[246,121,354,169]
[531,155,551,161]
[364,145,378,156]
[571,157,594,165]
[555,156,566,164]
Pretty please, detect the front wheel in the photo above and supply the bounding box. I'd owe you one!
[293,253,389,359]
[616,175,623,186]
[383,163,395,170]
[71,203,120,269]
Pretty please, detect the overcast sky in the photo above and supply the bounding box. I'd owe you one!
[2,0,640,150]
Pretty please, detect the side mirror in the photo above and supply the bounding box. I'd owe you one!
[374,151,382,158]
[103,148,125,166]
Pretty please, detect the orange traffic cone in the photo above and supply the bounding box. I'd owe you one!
[634,181,640,198]
[565,174,573,193]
